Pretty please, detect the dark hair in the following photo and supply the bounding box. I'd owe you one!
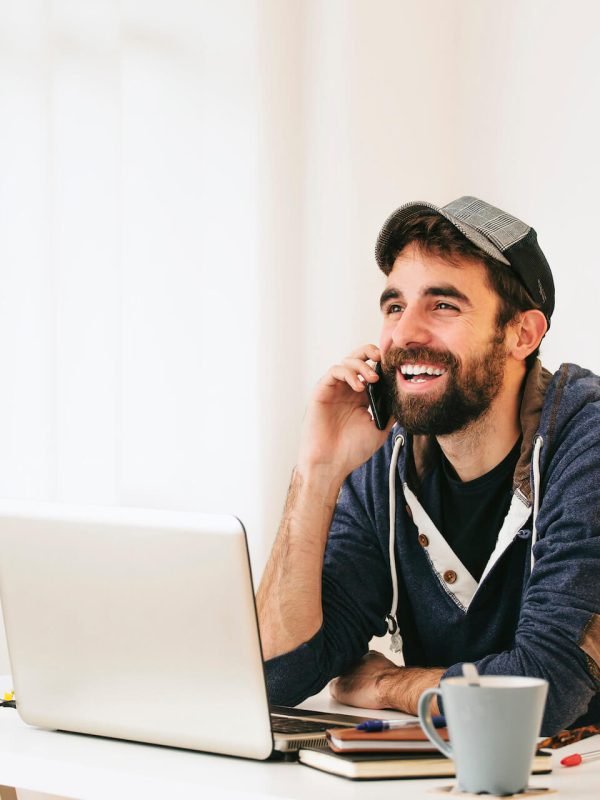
[378,210,543,369]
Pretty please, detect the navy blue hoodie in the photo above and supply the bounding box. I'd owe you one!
[265,362,600,736]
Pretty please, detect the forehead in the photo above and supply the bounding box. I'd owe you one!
[385,242,495,300]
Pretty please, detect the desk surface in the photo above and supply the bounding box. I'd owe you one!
[0,675,598,800]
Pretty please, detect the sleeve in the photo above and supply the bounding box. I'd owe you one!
[443,411,600,736]
[263,462,392,706]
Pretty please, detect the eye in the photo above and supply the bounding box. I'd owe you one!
[384,303,404,315]
[435,302,459,312]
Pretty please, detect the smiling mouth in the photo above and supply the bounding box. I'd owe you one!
[398,363,447,384]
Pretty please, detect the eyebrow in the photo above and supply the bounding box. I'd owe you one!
[379,284,473,309]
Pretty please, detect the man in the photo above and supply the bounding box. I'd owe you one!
[256,196,600,735]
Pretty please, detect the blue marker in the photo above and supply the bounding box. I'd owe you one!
[356,715,445,732]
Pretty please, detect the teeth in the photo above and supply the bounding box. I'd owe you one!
[400,363,446,377]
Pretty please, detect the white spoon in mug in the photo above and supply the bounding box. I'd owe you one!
[462,662,481,686]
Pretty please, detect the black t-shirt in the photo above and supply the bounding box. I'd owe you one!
[420,438,522,581]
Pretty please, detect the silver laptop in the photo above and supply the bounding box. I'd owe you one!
[0,501,364,759]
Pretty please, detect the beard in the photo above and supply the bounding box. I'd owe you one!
[382,335,508,436]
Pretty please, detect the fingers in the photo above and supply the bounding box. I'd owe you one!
[348,343,382,363]
[322,345,382,393]
[329,360,377,392]
[329,677,340,701]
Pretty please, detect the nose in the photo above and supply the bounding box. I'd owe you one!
[390,305,432,349]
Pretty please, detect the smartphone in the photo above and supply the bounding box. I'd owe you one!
[366,361,392,430]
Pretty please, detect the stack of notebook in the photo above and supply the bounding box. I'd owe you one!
[298,722,553,780]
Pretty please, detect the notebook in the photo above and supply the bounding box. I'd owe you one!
[298,745,553,781]
[0,501,364,759]
[325,723,449,752]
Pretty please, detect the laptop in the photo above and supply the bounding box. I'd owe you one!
[0,501,367,759]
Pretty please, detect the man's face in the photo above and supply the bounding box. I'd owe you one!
[379,243,509,436]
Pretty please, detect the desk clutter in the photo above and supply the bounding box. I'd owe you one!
[297,721,554,781]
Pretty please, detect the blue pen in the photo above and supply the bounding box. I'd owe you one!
[356,715,445,732]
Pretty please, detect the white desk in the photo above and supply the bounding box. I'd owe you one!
[0,675,598,800]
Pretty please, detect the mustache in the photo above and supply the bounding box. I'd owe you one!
[383,346,460,372]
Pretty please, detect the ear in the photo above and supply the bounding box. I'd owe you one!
[508,309,548,362]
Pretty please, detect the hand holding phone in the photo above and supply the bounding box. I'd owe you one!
[298,345,392,481]
[366,361,392,430]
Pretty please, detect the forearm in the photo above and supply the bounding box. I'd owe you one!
[256,466,343,660]
[329,652,444,714]
[378,666,445,715]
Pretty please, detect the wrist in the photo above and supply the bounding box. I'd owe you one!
[377,667,445,715]
[375,665,403,708]
[293,462,346,505]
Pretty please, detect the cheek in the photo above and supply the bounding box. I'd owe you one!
[379,325,394,353]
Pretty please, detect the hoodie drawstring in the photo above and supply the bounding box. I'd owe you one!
[530,435,544,572]
[386,433,404,653]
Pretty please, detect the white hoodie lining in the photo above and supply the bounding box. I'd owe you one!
[477,492,531,585]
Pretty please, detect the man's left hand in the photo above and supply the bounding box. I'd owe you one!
[329,650,445,715]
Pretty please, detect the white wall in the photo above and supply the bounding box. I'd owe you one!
[301,0,600,396]
[1,0,599,677]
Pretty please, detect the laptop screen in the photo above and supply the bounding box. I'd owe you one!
[0,501,274,759]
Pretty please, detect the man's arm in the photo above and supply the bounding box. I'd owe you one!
[256,344,392,661]
[329,651,444,715]
[256,467,340,660]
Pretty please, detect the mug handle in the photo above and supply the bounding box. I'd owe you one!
[418,688,452,759]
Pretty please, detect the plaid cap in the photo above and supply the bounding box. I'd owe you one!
[375,196,555,324]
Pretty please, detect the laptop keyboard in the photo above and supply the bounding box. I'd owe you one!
[270,716,329,734]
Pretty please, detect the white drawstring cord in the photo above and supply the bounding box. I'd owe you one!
[530,435,544,572]
[387,434,404,653]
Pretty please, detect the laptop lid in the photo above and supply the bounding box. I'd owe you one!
[0,501,275,759]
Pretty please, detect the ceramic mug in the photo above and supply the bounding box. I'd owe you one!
[419,675,548,795]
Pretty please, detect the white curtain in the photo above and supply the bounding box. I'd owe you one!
[0,0,304,564]
[2,0,600,678]
[0,0,307,676]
